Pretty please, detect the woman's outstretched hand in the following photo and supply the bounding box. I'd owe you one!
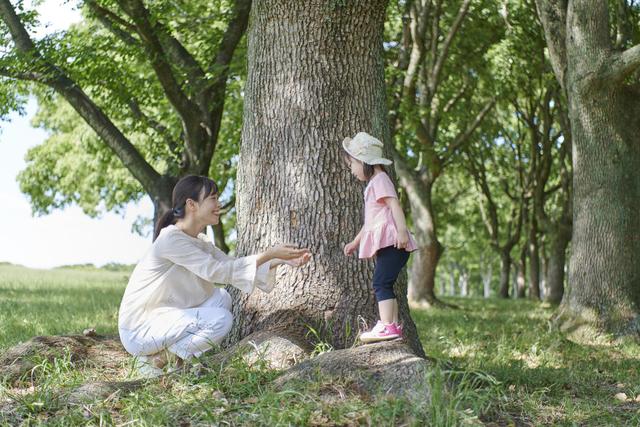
[269,245,310,260]
[272,252,312,268]
[257,245,311,267]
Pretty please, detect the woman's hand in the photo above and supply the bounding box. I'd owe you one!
[268,245,310,261]
[343,241,359,256]
[257,245,310,267]
[395,229,409,249]
[271,252,312,268]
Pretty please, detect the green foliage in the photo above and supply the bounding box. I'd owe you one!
[2,0,245,234]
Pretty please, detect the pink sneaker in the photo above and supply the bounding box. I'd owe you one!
[359,321,401,343]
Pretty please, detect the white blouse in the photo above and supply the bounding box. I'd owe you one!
[118,225,274,331]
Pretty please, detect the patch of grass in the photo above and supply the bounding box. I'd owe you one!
[1,267,639,425]
[0,264,126,349]
[415,297,640,425]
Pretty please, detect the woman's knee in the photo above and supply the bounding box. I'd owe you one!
[219,309,233,336]
[219,288,233,311]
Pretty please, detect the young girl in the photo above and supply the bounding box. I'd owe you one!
[118,175,311,376]
[342,132,418,343]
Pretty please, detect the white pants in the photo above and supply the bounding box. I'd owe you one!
[120,288,233,360]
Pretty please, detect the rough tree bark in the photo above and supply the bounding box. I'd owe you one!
[536,0,640,336]
[229,0,425,357]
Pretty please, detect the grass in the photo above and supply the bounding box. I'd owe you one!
[0,264,126,350]
[1,264,639,425]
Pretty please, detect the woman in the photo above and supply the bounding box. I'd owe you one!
[118,175,311,376]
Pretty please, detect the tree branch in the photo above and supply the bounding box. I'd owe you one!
[429,0,471,93]
[85,0,139,46]
[601,43,640,84]
[534,0,568,91]
[442,98,495,166]
[118,0,198,123]
[201,0,252,158]
[0,0,162,197]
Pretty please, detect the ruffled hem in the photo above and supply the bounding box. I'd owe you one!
[358,223,418,259]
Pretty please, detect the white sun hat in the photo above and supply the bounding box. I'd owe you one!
[342,131,393,165]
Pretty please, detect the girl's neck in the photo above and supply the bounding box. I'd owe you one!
[175,218,204,238]
[370,166,385,178]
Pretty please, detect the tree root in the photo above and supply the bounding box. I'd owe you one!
[275,339,434,402]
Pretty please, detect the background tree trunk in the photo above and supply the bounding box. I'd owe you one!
[230,0,424,356]
[545,232,569,304]
[499,251,511,298]
[536,0,640,335]
[528,217,541,300]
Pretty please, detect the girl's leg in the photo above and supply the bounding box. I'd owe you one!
[378,298,396,324]
[372,246,410,324]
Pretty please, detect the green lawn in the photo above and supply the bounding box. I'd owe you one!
[1,264,639,426]
[0,264,125,350]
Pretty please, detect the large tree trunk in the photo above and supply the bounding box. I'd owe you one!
[230,0,424,356]
[535,1,640,336]
[562,83,640,334]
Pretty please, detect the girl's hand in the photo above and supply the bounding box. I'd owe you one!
[395,230,409,249]
[343,241,358,256]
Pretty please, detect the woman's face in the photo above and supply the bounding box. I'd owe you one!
[194,192,221,226]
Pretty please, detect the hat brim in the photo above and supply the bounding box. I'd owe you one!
[366,158,393,165]
[342,138,393,165]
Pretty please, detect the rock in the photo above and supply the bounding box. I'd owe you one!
[614,392,628,402]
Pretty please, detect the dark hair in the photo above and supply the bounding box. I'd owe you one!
[342,151,386,180]
[153,175,218,241]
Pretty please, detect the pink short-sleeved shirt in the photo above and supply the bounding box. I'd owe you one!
[359,172,418,259]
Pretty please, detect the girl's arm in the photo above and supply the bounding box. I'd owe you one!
[352,225,365,244]
[384,197,409,248]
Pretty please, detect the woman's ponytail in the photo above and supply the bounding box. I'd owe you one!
[154,209,176,241]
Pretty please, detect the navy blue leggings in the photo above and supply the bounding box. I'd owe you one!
[372,246,410,302]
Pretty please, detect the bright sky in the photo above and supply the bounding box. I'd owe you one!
[0,1,154,269]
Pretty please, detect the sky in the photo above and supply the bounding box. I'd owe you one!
[0,1,154,269]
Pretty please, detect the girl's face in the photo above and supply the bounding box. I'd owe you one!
[346,155,367,182]
[190,191,221,226]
